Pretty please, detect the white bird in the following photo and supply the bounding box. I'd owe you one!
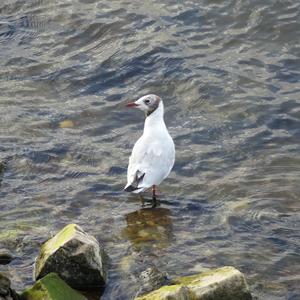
[124,94,175,201]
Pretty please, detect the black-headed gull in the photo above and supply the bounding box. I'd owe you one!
[124,94,175,201]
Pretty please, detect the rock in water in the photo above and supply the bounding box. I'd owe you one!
[34,224,108,290]
[0,273,20,300]
[137,267,169,297]
[21,273,87,300]
[0,274,10,297]
[135,266,252,300]
[136,285,190,300]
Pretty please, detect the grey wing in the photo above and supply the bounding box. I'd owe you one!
[126,136,148,187]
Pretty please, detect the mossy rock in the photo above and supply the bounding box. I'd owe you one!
[136,285,190,300]
[35,224,108,290]
[21,273,87,300]
[135,266,252,300]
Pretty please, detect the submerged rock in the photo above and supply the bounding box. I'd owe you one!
[0,273,19,300]
[34,224,108,290]
[135,266,252,300]
[21,273,87,300]
[137,267,169,297]
[122,208,173,251]
[0,250,14,265]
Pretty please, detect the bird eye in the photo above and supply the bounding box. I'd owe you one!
[144,99,150,104]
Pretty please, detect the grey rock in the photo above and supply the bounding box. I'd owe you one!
[34,224,108,290]
[135,266,252,300]
[185,266,252,300]
[0,273,19,300]
[137,266,169,297]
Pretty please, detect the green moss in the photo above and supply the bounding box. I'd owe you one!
[157,285,181,292]
[135,284,184,300]
[173,274,203,285]
[35,224,77,275]
[22,281,46,300]
[21,273,87,300]
[43,224,77,254]
[173,266,236,285]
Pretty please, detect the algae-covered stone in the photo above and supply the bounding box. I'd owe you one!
[135,266,252,300]
[136,285,190,300]
[21,273,87,300]
[175,266,252,300]
[34,224,108,290]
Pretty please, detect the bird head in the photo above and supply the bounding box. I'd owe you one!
[126,94,162,116]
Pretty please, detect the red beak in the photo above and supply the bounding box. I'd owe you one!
[126,102,138,108]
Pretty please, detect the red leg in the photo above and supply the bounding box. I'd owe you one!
[151,185,157,207]
[152,185,156,199]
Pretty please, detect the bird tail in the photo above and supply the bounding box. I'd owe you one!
[124,171,145,193]
[124,185,141,192]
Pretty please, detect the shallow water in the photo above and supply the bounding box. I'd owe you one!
[0,0,300,299]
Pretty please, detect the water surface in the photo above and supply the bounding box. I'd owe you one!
[0,0,300,299]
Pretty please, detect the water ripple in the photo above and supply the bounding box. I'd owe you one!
[0,0,300,299]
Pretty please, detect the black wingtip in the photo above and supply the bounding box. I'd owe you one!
[124,172,145,193]
[124,185,139,192]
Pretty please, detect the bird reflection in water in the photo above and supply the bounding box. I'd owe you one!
[122,207,173,251]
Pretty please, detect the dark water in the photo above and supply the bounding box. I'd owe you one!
[0,0,300,299]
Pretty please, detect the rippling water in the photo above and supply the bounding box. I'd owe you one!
[0,0,300,299]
